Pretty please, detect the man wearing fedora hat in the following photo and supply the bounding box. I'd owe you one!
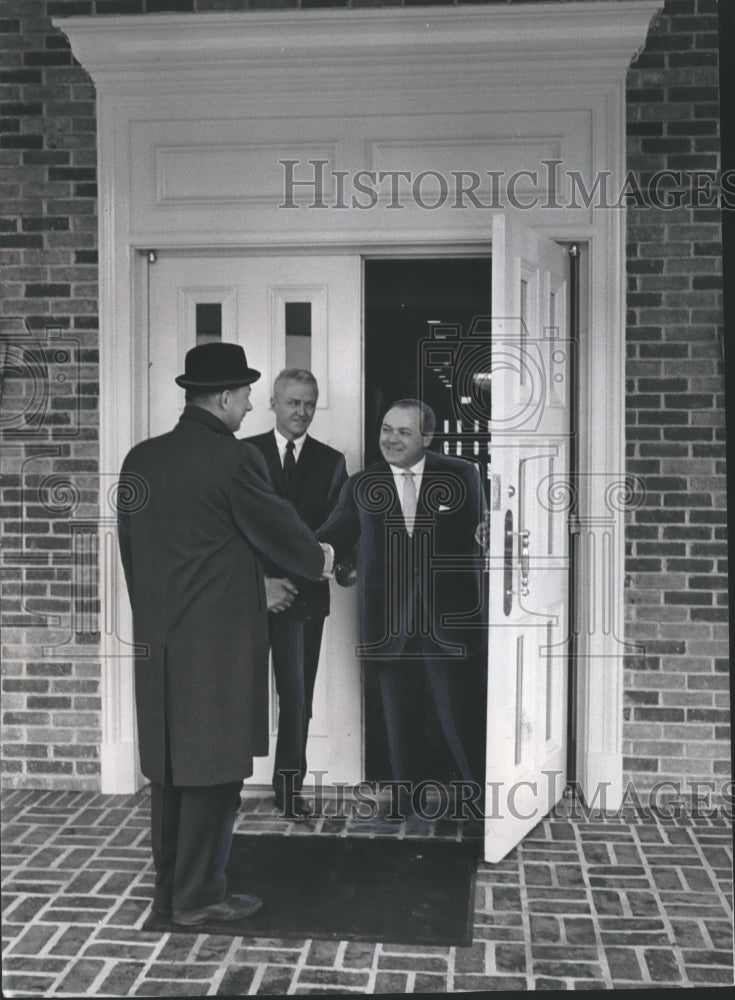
[117,341,332,927]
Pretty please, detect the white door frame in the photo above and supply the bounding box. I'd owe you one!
[55,3,663,806]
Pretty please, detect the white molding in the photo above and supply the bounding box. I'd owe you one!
[100,740,140,794]
[574,77,630,811]
[155,141,342,208]
[96,101,144,793]
[53,3,662,801]
[55,5,661,89]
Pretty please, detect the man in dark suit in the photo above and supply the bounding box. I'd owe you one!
[245,369,348,819]
[318,399,487,819]
[117,343,332,926]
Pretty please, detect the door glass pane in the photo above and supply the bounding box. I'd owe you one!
[285,301,312,369]
[195,302,222,344]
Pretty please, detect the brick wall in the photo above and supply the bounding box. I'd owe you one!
[624,0,729,805]
[1,0,729,800]
[1,0,100,789]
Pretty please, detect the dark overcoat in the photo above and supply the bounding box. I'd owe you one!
[317,450,487,660]
[243,430,348,618]
[117,405,325,786]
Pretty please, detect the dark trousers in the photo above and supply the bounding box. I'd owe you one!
[149,779,243,912]
[269,609,325,799]
[373,637,486,814]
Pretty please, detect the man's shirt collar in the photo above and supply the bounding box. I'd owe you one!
[274,427,308,461]
[388,456,426,478]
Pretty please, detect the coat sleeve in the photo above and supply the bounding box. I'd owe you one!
[327,453,349,510]
[326,454,358,575]
[116,460,135,601]
[316,475,362,562]
[117,511,134,600]
[464,460,489,615]
[462,460,487,563]
[468,460,487,530]
[230,444,325,581]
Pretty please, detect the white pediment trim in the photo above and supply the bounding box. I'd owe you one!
[56,4,661,91]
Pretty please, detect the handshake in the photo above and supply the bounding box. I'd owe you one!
[334,551,358,588]
[265,544,357,614]
[321,541,358,587]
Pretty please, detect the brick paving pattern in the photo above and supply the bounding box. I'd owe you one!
[2,788,732,995]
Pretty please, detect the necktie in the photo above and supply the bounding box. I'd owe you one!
[283,439,296,490]
[402,470,417,536]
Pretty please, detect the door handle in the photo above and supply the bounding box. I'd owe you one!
[503,510,513,616]
[505,527,530,598]
[474,509,491,573]
[519,529,530,595]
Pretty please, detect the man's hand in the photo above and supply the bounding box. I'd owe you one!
[474,511,491,554]
[335,550,358,587]
[265,577,298,613]
[319,542,335,579]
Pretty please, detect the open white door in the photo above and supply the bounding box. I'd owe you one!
[147,252,362,787]
[485,215,572,863]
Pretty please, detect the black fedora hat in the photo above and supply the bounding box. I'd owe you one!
[175,342,261,389]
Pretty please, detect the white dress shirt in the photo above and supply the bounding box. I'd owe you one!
[388,456,425,514]
[274,427,307,465]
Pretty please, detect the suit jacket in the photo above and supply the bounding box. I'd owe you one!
[117,405,325,786]
[318,450,487,660]
[244,430,348,618]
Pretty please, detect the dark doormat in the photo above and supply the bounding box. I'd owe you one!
[144,833,479,945]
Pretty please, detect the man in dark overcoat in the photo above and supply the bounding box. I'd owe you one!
[117,342,330,926]
[245,369,348,819]
[318,399,487,819]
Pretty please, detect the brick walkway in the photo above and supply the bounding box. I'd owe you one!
[2,788,733,996]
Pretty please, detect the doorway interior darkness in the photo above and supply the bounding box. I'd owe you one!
[363,256,492,784]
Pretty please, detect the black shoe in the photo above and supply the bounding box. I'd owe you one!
[273,792,312,820]
[151,889,172,916]
[171,893,263,926]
